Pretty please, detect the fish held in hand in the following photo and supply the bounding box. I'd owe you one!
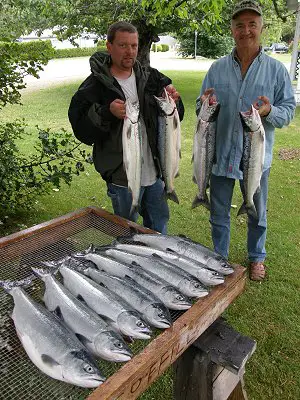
[192,96,220,210]
[154,88,181,204]
[122,100,142,217]
[239,105,265,219]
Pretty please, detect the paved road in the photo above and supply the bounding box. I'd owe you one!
[23,51,215,90]
[23,51,291,91]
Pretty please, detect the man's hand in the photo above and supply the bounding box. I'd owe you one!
[165,84,180,102]
[253,96,271,117]
[200,88,216,104]
[110,99,126,119]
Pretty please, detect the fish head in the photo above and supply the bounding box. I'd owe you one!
[125,100,139,123]
[159,286,192,310]
[179,277,209,298]
[240,105,261,132]
[62,349,105,388]
[154,92,176,116]
[199,96,220,122]
[94,331,132,362]
[207,258,234,275]
[117,311,152,339]
[143,303,172,329]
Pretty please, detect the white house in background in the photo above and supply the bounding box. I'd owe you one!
[18,29,98,49]
[19,30,177,50]
[157,35,177,50]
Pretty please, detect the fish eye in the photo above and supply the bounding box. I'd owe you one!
[176,294,184,301]
[83,364,95,374]
[158,312,165,318]
[137,320,145,328]
[194,283,200,288]
[116,341,124,349]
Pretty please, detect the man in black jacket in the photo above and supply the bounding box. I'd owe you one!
[68,21,184,234]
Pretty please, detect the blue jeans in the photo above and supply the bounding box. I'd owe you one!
[210,169,270,262]
[107,178,169,234]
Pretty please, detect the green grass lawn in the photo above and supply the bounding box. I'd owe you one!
[1,72,300,399]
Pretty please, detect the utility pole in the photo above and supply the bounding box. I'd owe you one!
[194,31,198,59]
[289,2,300,81]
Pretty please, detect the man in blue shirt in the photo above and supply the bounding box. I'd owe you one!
[197,0,296,280]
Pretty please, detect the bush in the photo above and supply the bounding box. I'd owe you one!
[52,45,107,58]
[0,121,93,220]
[0,40,54,108]
[161,44,169,52]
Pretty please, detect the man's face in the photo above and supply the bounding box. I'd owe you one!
[107,31,138,72]
[231,11,263,50]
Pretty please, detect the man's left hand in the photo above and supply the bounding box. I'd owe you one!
[165,84,180,102]
[253,96,271,117]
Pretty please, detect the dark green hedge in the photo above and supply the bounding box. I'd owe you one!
[53,45,107,59]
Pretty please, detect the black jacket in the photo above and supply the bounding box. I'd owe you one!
[68,51,184,185]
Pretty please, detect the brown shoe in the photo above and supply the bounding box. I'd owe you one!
[249,262,266,281]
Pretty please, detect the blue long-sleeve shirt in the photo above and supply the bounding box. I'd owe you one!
[197,49,296,180]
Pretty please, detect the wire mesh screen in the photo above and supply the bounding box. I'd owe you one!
[0,211,181,400]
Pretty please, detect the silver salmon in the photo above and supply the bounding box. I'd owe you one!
[192,96,220,210]
[118,234,234,275]
[32,267,132,362]
[239,105,265,218]
[122,100,142,216]
[0,278,105,388]
[154,88,181,204]
[74,247,191,310]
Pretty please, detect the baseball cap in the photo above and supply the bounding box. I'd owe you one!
[232,0,262,19]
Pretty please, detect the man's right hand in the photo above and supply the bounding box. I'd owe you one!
[110,99,126,119]
[200,88,215,104]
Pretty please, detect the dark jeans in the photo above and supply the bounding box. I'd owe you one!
[209,169,270,262]
[107,178,169,234]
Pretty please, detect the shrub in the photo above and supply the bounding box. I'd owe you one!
[52,45,107,58]
[161,44,169,52]
[0,121,93,220]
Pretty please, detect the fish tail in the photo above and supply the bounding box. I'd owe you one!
[237,202,247,216]
[191,194,210,210]
[0,275,35,293]
[129,204,139,219]
[167,190,179,204]
[31,266,56,280]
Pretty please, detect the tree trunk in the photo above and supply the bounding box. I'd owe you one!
[134,20,159,67]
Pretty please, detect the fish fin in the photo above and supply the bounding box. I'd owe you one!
[191,154,194,164]
[53,306,63,320]
[0,275,35,293]
[179,149,182,159]
[192,175,197,184]
[191,194,210,210]
[237,202,247,216]
[175,171,180,178]
[41,354,61,368]
[75,333,93,346]
[167,190,179,204]
[151,253,164,260]
[77,294,86,303]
